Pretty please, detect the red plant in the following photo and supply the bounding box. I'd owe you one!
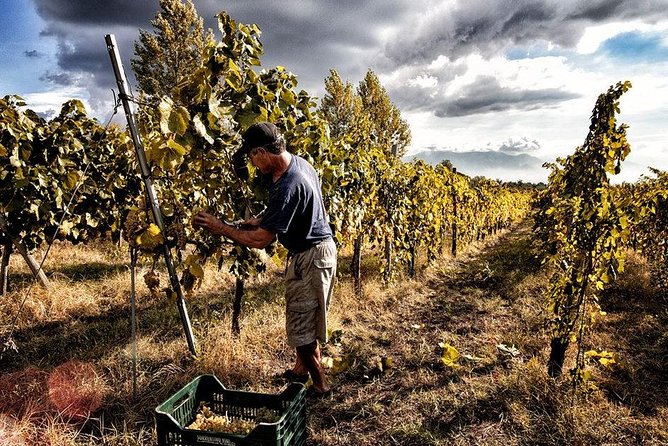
[47,361,107,421]
[0,367,48,416]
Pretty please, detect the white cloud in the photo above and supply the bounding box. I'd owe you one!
[408,75,438,89]
[576,20,668,54]
[442,54,575,95]
[22,86,91,117]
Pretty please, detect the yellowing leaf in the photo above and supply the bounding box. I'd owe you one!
[148,138,188,170]
[581,369,594,382]
[58,219,75,237]
[167,139,187,156]
[64,171,80,190]
[598,357,615,367]
[185,254,204,279]
[585,349,619,370]
[327,329,343,346]
[280,89,296,105]
[193,114,214,144]
[146,224,161,237]
[136,223,163,249]
[439,342,460,368]
[600,272,610,283]
[159,100,190,135]
[332,355,354,374]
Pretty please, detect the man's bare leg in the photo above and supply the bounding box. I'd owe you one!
[292,354,308,375]
[296,341,328,393]
[293,344,322,374]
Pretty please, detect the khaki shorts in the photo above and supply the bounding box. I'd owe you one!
[285,239,337,347]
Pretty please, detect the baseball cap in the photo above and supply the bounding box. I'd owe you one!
[240,122,281,154]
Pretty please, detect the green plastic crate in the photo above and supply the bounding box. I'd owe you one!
[155,375,306,446]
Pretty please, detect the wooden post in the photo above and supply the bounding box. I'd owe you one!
[0,215,50,289]
[384,237,392,281]
[352,234,363,294]
[451,168,458,257]
[384,142,399,281]
[1,243,11,294]
[232,278,244,336]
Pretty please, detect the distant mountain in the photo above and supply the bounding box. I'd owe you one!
[404,149,548,183]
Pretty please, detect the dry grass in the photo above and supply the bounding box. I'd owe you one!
[1,224,667,445]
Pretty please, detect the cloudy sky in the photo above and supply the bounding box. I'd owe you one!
[2,0,668,183]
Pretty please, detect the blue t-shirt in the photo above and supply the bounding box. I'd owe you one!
[260,155,333,253]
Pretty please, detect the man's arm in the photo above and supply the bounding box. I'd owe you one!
[192,211,276,249]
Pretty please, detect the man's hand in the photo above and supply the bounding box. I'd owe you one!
[192,211,225,236]
[193,211,275,248]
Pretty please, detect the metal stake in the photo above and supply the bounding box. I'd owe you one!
[105,34,197,356]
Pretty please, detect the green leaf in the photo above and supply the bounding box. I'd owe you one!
[225,59,243,91]
[236,111,261,129]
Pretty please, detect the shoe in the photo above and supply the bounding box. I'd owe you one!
[306,386,332,400]
[282,369,309,384]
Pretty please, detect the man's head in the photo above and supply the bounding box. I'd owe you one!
[232,122,286,178]
[241,122,286,156]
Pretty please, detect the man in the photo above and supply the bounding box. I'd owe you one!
[192,122,336,397]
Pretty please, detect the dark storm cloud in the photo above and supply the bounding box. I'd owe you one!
[32,0,156,27]
[40,71,76,86]
[385,0,668,66]
[29,0,415,114]
[26,0,668,119]
[566,0,668,21]
[501,4,556,34]
[195,0,416,92]
[385,1,575,65]
[380,0,666,117]
[438,76,579,117]
[30,0,159,115]
[392,75,579,117]
[566,0,625,21]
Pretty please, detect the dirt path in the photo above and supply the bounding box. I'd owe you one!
[307,222,549,445]
[305,218,668,446]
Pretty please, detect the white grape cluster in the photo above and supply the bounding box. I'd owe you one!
[187,404,255,435]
